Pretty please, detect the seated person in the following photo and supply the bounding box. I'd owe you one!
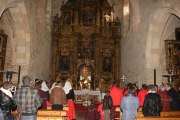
[143,85,162,116]
[50,81,67,110]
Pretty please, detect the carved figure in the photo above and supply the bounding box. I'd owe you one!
[60,56,69,71]
[104,13,111,26]
[83,10,92,26]
[103,57,112,72]
[63,11,71,25]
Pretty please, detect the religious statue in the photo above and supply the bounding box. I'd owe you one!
[60,56,69,71]
[103,57,112,72]
[63,11,71,25]
[104,13,111,26]
[79,71,91,90]
[83,10,92,26]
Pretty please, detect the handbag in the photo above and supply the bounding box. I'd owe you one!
[14,88,32,120]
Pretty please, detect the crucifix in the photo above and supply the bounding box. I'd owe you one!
[121,75,126,82]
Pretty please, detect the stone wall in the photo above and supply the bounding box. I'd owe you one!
[121,0,180,88]
[0,0,52,84]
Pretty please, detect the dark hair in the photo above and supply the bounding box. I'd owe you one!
[128,86,135,94]
[35,79,39,82]
[55,81,61,86]
[22,75,31,85]
[127,83,133,88]
[112,81,117,86]
[166,83,172,88]
[35,81,42,89]
[142,84,148,90]
[3,81,13,90]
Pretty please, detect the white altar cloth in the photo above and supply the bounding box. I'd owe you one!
[74,90,101,103]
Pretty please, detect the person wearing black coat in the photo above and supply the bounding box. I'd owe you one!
[143,85,162,116]
[0,81,16,120]
[165,83,180,110]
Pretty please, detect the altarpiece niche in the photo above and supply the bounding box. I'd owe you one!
[50,0,121,92]
[165,28,180,92]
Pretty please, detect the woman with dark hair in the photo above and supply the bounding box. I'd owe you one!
[143,85,162,116]
[120,86,139,120]
[35,82,47,110]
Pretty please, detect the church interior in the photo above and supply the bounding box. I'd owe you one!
[1,0,180,120]
[0,0,180,94]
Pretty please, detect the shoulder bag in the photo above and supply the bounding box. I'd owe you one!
[14,88,32,120]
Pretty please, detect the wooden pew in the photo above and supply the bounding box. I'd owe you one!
[160,111,180,117]
[37,116,63,120]
[115,107,143,119]
[138,107,143,111]
[115,107,121,119]
[12,110,67,117]
[135,116,180,120]
[47,106,69,111]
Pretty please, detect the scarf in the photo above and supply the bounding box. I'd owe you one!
[147,90,157,94]
[0,87,12,98]
[63,81,72,94]
[41,81,49,91]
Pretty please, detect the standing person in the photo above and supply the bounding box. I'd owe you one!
[41,81,50,101]
[165,83,180,110]
[63,81,76,120]
[143,85,162,116]
[108,82,123,120]
[157,85,172,111]
[0,81,16,120]
[35,82,48,110]
[138,84,148,106]
[124,83,137,96]
[14,75,42,120]
[120,86,139,120]
[50,81,67,110]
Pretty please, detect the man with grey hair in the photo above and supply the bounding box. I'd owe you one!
[14,75,42,120]
[165,83,180,110]
[156,85,172,111]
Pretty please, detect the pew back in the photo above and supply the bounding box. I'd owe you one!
[160,111,180,117]
[135,116,180,120]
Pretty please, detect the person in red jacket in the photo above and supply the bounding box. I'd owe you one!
[124,83,137,96]
[108,82,123,120]
[138,84,148,106]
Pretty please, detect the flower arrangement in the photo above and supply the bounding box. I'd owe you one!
[83,100,91,107]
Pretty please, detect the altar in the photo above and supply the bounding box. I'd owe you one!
[74,90,101,103]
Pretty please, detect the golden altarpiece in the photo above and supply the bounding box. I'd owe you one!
[50,0,121,92]
[165,28,180,91]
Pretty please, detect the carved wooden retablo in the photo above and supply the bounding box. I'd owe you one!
[50,0,121,92]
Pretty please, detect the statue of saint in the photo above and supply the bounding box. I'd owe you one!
[103,57,112,72]
[60,56,69,71]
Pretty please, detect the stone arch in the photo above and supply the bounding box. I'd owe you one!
[123,0,130,36]
[0,0,31,83]
[146,4,180,68]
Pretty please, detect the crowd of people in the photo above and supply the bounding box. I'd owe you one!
[0,75,180,120]
[0,75,76,120]
[97,82,180,120]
